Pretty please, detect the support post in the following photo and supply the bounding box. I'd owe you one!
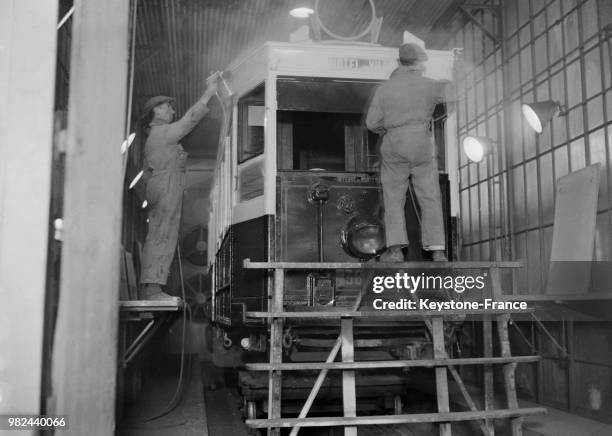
[483,266,505,436]
[566,320,575,413]
[432,316,451,436]
[483,315,495,436]
[497,313,522,436]
[341,318,357,436]
[493,265,522,436]
[51,0,130,434]
[268,268,285,436]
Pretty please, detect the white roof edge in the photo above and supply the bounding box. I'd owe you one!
[225,41,454,74]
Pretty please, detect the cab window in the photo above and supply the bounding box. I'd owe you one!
[238,84,265,164]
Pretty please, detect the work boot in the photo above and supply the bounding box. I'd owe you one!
[380,245,405,262]
[139,283,181,302]
[431,250,448,262]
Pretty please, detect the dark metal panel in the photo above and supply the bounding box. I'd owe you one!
[277,171,452,262]
[278,171,383,263]
[230,215,271,311]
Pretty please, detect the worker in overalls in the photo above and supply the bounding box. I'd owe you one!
[139,79,218,300]
[366,43,451,262]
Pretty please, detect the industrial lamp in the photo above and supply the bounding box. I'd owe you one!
[522,100,566,134]
[462,135,495,163]
[289,1,314,18]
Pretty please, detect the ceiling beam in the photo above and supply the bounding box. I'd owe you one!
[425,0,467,49]
[459,4,500,45]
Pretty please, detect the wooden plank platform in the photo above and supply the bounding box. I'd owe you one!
[245,355,541,371]
[500,292,612,301]
[119,299,183,312]
[245,407,547,428]
[245,308,533,319]
[244,259,523,270]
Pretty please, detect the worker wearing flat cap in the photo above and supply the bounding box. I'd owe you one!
[366,43,453,262]
[138,78,218,300]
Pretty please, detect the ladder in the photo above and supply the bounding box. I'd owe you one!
[242,259,546,436]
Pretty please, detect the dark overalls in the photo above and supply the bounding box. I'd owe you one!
[140,101,209,285]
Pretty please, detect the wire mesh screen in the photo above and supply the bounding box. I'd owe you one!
[450,0,612,295]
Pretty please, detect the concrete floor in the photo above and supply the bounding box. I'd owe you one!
[522,401,612,436]
[117,356,208,436]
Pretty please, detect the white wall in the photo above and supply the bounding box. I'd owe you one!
[0,0,58,424]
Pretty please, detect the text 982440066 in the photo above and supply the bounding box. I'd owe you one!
[1,415,69,430]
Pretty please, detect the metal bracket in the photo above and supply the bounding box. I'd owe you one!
[121,311,177,366]
[530,312,568,358]
[122,318,162,366]
[459,4,501,45]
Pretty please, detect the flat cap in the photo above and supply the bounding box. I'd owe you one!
[142,95,174,117]
[399,43,428,63]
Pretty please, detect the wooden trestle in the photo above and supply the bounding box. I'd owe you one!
[242,259,546,436]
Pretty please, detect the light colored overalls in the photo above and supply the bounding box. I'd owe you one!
[366,66,451,250]
[140,101,209,285]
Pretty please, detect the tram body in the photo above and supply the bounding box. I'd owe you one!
[207,41,457,365]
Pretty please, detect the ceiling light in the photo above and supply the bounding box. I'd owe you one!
[121,132,136,154]
[462,136,495,163]
[129,170,143,189]
[290,7,314,18]
[522,101,565,134]
[54,218,63,241]
[142,200,148,209]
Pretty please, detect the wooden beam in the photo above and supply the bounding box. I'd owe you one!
[341,318,357,436]
[483,315,495,435]
[432,317,451,436]
[244,259,523,270]
[120,300,184,311]
[566,320,576,413]
[289,272,373,436]
[406,292,492,436]
[246,308,533,319]
[500,293,612,301]
[246,356,541,371]
[0,0,58,417]
[498,314,523,436]
[458,5,500,45]
[268,268,284,436]
[245,408,547,428]
[289,338,342,436]
[51,0,130,434]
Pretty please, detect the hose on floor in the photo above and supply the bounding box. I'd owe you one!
[141,243,192,423]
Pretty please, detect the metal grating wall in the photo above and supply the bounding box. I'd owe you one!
[451,0,612,294]
[450,0,612,420]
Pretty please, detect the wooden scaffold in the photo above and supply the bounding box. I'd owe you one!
[242,260,546,436]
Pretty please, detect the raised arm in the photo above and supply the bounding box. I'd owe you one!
[164,79,218,143]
